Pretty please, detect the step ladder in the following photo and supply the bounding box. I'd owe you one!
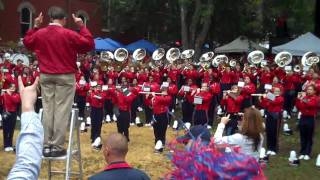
[40,108,83,180]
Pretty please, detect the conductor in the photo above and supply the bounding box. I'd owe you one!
[23,6,94,157]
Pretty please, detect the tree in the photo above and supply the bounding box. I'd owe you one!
[179,0,214,59]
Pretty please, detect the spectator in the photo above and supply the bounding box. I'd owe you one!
[214,107,264,160]
[89,133,150,180]
[7,76,44,179]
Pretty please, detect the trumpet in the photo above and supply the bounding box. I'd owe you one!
[2,89,15,93]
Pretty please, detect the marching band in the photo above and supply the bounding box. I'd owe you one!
[0,47,319,156]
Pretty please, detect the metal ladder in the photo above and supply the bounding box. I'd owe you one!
[40,108,83,180]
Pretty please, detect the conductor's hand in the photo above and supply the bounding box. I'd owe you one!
[18,76,39,113]
[34,12,43,28]
[220,114,230,125]
[72,14,84,27]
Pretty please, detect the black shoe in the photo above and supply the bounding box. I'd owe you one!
[50,147,66,157]
[43,146,51,157]
[93,144,102,151]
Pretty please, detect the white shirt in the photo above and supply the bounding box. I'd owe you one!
[214,123,263,160]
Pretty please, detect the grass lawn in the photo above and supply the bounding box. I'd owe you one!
[0,111,320,179]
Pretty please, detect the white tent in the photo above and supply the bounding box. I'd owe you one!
[272,32,320,56]
[215,36,268,53]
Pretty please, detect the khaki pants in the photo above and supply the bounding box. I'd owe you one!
[40,73,75,150]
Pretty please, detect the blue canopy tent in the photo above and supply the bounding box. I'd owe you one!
[104,38,124,50]
[94,37,117,51]
[126,39,157,53]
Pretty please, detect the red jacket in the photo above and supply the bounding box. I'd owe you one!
[3,74,18,90]
[193,91,212,110]
[106,71,119,84]
[12,64,25,76]
[137,72,148,84]
[168,83,178,96]
[199,70,212,83]
[295,95,318,116]
[260,72,274,85]
[178,84,198,103]
[76,82,90,97]
[283,75,296,91]
[115,90,137,111]
[2,92,20,112]
[210,82,221,96]
[260,96,284,113]
[182,69,198,81]
[23,25,94,74]
[220,71,234,84]
[151,71,162,84]
[168,68,180,83]
[87,90,104,108]
[221,95,244,113]
[152,95,172,114]
[21,75,35,86]
[241,83,256,98]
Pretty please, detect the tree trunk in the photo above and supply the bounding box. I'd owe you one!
[180,2,189,49]
[315,0,320,37]
[189,0,202,48]
[194,0,214,61]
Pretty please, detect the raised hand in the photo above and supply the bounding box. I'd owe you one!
[34,12,43,28]
[72,13,84,27]
[18,76,39,112]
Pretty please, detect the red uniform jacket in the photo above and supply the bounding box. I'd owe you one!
[193,91,212,110]
[168,83,178,96]
[220,71,234,84]
[260,72,274,85]
[23,25,94,74]
[182,69,198,81]
[115,90,137,111]
[295,95,318,116]
[152,95,172,114]
[2,92,20,112]
[283,75,296,91]
[21,75,35,86]
[210,82,221,96]
[168,68,180,83]
[260,96,284,113]
[87,90,104,108]
[106,71,119,84]
[241,83,256,98]
[199,70,212,84]
[221,95,244,113]
[137,72,148,85]
[3,74,18,90]
[178,84,198,103]
[151,71,162,84]
[76,82,90,97]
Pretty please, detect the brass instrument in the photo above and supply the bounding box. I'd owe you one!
[200,51,214,62]
[293,64,301,73]
[152,48,166,61]
[100,51,114,71]
[302,52,319,67]
[11,53,30,66]
[260,60,268,68]
[114,48,129,72]
[166,48,180,63]
[212,54,228,67]
[181,49,195,59]
[133,48,146,61]
[229,59,237,67]
[247,50,264,65]
[274,51,292,68]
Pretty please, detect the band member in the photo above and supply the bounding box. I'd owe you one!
[143,76,160,126]
[283,69,297,116]
[240,76,256,109]
[136,68,148,85]
[167,77,178,113]
[12,59,25,76]
[129,78,142,125]
[220,66,234,91]
[113,84,137,141]
[192,82,212,126]
[178,79,198,124]
[182,65,198,83]
[295,85,318,160]
[167,64,181,84]
[258,67,274,93]
[221,85,244,135]
[260,87,284,155]
[75,76,90,121]
[1,83,20,152]
[102,79,116,123]
[87,84,104,149]
[106,66,119,85]
[150,67,162,84]
[151,87,172,153]
[207,78,221,128]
